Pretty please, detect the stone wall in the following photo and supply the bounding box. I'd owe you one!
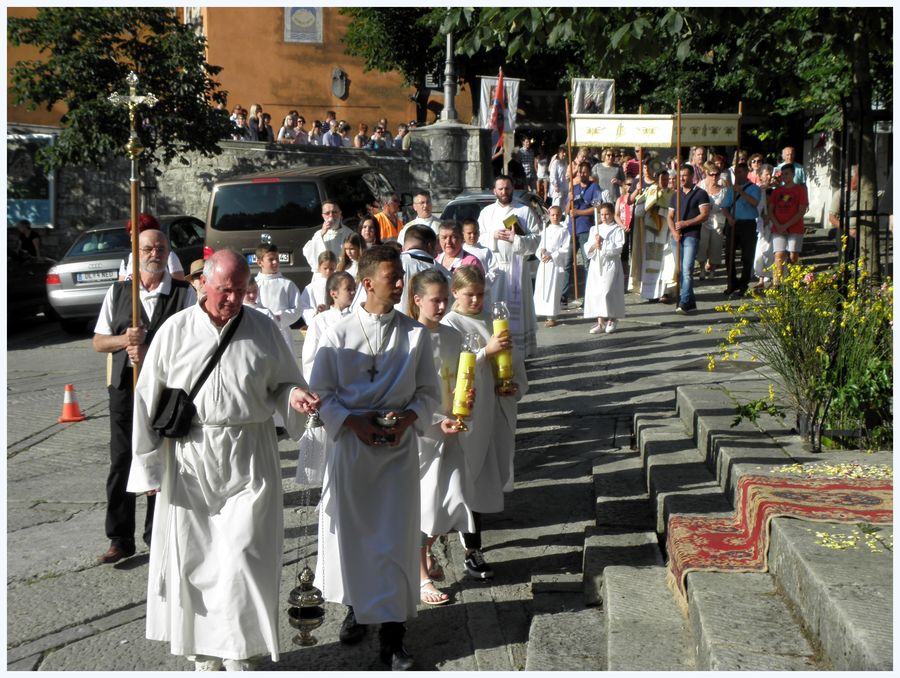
[36,127,491,258]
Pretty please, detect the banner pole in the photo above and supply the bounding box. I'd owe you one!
[565,97,579,301]
[725,100,743,291]
[675,99,682,302]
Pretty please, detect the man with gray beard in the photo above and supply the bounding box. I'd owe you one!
[93,228,196,564]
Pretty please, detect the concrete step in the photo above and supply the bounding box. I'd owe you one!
[640,422,733,534]
[525,573,605,671]
[769,517,893,670]
[688,571,821,670]
[603,565,695,670]
[582,526,663,606]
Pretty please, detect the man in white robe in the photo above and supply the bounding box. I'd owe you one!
[477,175,542,358]
[309,245,441,671]
[301,201,355,271]
[397,189,442,244]
[127,249,320,671]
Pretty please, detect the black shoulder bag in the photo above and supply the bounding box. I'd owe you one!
[151,308,244,438]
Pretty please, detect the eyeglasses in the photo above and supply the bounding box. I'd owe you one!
[140,246,166,254]
[708,172,720,177]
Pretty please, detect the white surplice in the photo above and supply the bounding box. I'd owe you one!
[255,272,302,354]
[397,249,449,316]
[463,242,499,293]
[301,224,355,271]
[419,324,476,536]
[441,309,528,510]
[583,222,626,320]
[299,273,328,327]
[532,223,571,318]
[309,308,440,625]
[296,306,350,485]
[127,304,306,662]
[477,200,542,358]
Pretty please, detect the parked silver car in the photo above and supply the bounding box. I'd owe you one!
[46,216,205,332]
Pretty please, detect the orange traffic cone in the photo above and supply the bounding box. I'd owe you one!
[58,383,86,423]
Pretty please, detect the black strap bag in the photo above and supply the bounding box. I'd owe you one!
[151,309,243,438]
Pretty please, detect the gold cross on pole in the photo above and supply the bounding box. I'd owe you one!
[108,71,158,388]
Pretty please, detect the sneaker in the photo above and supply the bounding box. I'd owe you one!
[588,323,604,334]
[675,305,685,314]
[544,318,557,328]
[192,656,223,671]
[464,550,495,579]
[605,320,617,334]
[223,659,255,671]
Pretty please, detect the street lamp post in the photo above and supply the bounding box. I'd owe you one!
[441,33,458,122]
[108,71,158,386]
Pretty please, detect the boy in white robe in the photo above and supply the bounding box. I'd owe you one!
[300,250,337,327]
[477,175,542,358]
[127,250,320,670]
[532,206,571,327]
[309,245,441,671]
[255,242,302,355]
[461,219,499,293]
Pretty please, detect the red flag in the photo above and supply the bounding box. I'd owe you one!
[488,67,505,152]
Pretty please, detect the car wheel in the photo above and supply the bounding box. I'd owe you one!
[60,318,88,334]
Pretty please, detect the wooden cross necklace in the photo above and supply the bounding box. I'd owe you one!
[358,312,393,382]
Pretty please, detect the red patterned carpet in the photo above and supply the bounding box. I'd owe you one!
[665,473,893,611]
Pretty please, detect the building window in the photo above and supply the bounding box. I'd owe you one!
[284,8,323,44]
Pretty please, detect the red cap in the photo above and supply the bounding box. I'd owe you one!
[125,213,161,234]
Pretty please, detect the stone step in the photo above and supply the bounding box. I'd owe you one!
[582,526,663,607]
[687,571,821,670]
[525,573,605,671]
[592,449,654,529]
[640,422,733,534]
[768,517,893,670]
[603,565,695,670]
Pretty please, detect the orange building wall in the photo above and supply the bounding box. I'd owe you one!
[7,7,474,132]
[205,7,419,132]
[7,7,68,126]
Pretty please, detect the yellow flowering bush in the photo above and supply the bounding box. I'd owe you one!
[712,261,892,451]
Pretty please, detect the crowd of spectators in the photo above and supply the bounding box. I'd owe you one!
[225,103,417,150]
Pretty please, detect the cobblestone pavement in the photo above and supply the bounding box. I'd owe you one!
[7,271,755,671]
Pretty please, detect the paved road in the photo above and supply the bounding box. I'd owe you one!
[6,270,763,671]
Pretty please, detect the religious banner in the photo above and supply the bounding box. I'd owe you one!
[571,78,615,115]
[7,133,55,228]
[284,7,323,43]
[478,74,521,132]
[571,113,741,148]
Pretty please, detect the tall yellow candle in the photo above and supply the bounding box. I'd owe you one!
[492,317,513,381]
[452,352,476,418]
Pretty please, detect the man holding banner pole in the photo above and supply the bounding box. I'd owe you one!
[668,164,710,315]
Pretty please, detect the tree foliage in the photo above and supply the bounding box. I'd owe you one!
[8,7,233,170]
[436,7,892,137]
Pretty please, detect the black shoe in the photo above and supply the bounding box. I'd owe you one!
[339,607,367,645]
[464,550,494,579]
[380,645,414,671]
[275,426,288,438]
[723,286,735,295]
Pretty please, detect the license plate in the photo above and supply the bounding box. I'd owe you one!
[246,252,291,265]
[75,270,117,283]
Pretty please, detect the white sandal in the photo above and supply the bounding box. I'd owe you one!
[420,579,450,606]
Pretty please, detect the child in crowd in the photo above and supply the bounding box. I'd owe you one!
[441,265,526,580]
[532,206,571,328]
[300,250,337,327]
[460,219,496,295]
[408,269,476,605]
[243,275,277,322]
[255,242,302,355]
[338,233,364,278]
[583,202,626,334]
[295,271,356,485]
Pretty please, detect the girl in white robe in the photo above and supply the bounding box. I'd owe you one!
[583,203,626,334]
[338,232,363,279]
[295,272,355,485]
[409,269,476,605]
[532,206,571,327]
[299,251,336,327]
[441,265,528,579]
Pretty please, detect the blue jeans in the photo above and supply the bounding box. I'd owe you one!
[562,230,591,300]
[679,234,699,308]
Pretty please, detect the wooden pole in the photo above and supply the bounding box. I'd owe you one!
[129,153,141,388]
[675,99,682,302]
[565,97,579,300]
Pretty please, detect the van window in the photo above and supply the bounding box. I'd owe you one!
[210,181,320,231]
[322,173,384,225]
